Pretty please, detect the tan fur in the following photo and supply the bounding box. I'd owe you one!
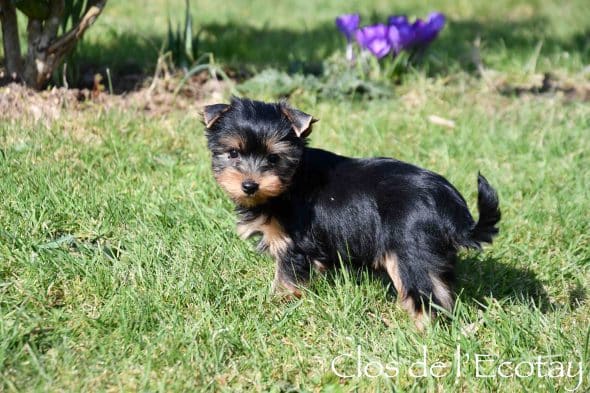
[218,135,246,151]
[257,174,283,199]
[412,310,428,332]
[280,105,315,138]
[204,104,230,128]
[215,168,284,208]
[215,167,246,202]
[237,214,298,298]
[237,215,291,258]
[272,267,302,298]
[266,222,300,297]
[313,260,328,273]
[262,217,292,259]
[236,214,267,239]
[382,253,405,298]
[429,272,454,312]
[265,138,294,155]
[381,253,427,331]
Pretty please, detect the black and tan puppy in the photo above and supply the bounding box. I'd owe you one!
[204,97,500,329]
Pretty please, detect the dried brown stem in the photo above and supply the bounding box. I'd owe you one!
[48,0,106,55]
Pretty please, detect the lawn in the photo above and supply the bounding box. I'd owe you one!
[1,0,589,391]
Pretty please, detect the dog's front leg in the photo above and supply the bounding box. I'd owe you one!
[271,249,311,299]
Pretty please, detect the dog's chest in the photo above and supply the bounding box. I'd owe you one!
[236,214,292,258]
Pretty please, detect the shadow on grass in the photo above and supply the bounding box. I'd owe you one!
[196,22,338,72]
[64,31,162,93]
[429,18,590,74]
[456,255,553,312]
[323,253,554,314]
[186,17,590,76]
[43,15,589,93]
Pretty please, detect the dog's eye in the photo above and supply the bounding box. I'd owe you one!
[267,154,279,164]
[228,149,239,159]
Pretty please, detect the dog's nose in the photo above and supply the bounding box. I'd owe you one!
[241,180,259,195]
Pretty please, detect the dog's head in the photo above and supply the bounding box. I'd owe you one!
[204,97,317,208]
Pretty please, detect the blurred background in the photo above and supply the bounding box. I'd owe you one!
[2,0,589,96]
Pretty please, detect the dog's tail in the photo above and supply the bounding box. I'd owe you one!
[465,173,501,248]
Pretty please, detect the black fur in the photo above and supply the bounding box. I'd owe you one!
[204,98,501,325]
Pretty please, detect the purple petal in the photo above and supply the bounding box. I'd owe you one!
[355,24,388,42]
[409,19,422,45]
[387,25,402,53]
[395,25,414,49]
[413,12,446,47]
[427,12,446,32]
[355,24,392,59]
[368,40,392,58]
[387,15,409,27]
[387,15,416,50]
[336,13,360,41]
[411,19,427,32]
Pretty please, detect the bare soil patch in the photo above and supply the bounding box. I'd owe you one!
[0,70,229,125]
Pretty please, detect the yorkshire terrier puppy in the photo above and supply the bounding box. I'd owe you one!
[204,97,501,329]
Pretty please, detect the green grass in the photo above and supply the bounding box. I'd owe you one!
[73,0,590,78]
[2,0,590,391]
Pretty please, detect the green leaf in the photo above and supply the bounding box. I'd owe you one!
[184,0,193,63]
[62,0,73,31]
[37,235,76,250]
[71,0,87,26]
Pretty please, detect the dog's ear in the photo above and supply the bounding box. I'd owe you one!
[281,104,318,138]
[203,103,230,128]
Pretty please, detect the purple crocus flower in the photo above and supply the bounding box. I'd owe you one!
[388,15,408,27]
[387,15,415,50]
[387,12,446,51]
[336,13,360,41]
[426,12,446,36]
[387,26,402,54]
[355,24,392,59]
[336,13,360,61]
[411,12,446,47]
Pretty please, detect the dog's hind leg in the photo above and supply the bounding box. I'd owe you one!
[382,249,455,330]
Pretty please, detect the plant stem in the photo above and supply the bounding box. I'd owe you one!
[22,0,107,89]
[0,0,23,79]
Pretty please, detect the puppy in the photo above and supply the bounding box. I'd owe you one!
[204,97,501,329]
